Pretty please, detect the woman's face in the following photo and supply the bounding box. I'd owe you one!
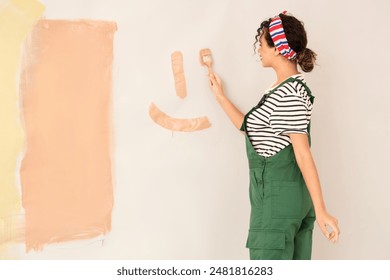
[258,33,275,67]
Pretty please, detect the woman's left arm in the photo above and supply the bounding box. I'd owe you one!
[289,133,340,243]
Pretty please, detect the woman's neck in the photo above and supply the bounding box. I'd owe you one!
[272,61,300,87]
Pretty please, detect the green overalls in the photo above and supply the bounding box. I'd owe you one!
[241,77,316,260]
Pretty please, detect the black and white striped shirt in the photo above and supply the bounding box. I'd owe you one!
[244,74,314,158]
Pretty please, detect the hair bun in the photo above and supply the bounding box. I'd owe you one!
[297,48,317,72]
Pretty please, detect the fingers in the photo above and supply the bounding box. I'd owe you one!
[208,73,216,84]
[207,73,224,98]
[317,213,340,243]
[321,219,340,243]
[208,73,220,89]
[213,73,221,84]
[208,74,216,87]
[319,223,330,239]
[327,220,340,243]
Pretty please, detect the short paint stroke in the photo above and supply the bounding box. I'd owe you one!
[171,51,187,99]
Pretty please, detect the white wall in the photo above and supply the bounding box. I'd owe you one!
[22,0,390,259]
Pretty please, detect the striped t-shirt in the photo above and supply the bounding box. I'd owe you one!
[243,74,314,158]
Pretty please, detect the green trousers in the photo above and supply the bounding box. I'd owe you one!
[244,132,316,259]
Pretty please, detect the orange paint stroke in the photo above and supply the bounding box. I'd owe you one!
[171,51,187,99]
[149,102,211,132]
[19,19,117,251]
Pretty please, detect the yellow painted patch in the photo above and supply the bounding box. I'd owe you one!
[0,0,45,259]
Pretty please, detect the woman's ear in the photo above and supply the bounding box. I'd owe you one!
[274,47,280,56]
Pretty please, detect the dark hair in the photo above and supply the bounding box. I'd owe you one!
[253,13,317,72]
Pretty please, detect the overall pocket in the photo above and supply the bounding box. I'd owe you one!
[270,180,303,219]
[246,229,285,250]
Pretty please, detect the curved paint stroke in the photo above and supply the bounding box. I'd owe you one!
[149,103,211,132]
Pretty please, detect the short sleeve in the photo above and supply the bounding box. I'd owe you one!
[270,94,309,136]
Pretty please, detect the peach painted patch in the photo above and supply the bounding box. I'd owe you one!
[19,20,117,251]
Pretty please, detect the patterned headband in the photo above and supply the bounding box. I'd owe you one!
[269,11,297,60]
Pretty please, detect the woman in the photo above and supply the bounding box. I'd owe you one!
[208,11,340,260]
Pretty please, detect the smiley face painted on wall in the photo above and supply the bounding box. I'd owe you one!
[149,50,213,132]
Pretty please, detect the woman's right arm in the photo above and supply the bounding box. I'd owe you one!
[208,73,244,130]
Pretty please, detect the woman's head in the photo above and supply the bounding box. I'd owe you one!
[254,12,317,72]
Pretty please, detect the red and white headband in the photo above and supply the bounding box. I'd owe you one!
[269,11,297,60]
